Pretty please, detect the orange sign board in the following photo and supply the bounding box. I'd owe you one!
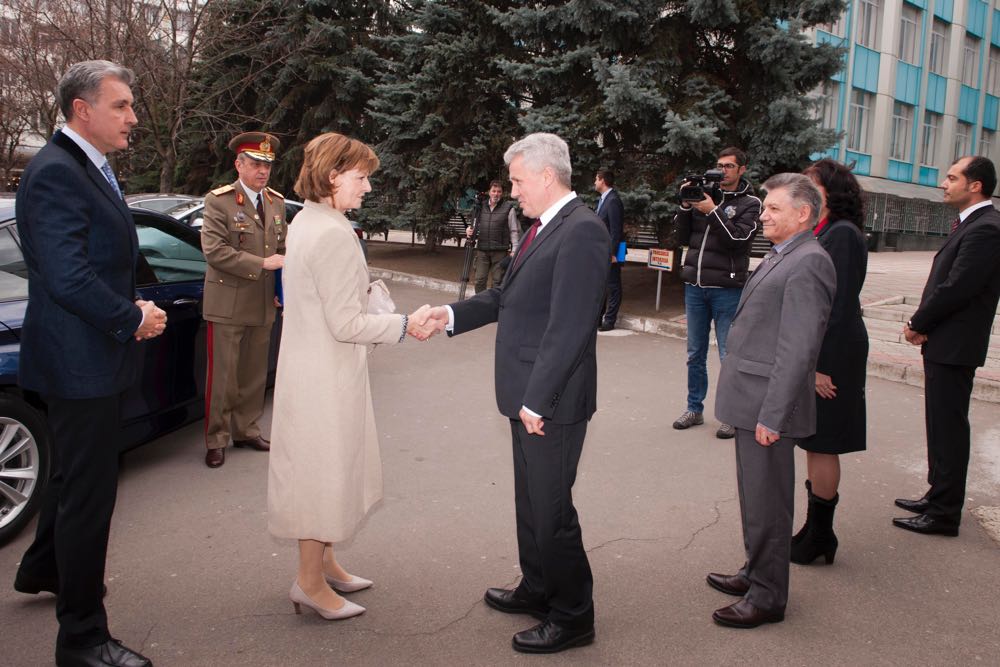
[647,248,674,270]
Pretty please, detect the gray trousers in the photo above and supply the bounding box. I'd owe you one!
[734,427,795,612]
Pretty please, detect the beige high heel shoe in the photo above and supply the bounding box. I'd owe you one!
[324,573,373,593]
[289,581,365,620]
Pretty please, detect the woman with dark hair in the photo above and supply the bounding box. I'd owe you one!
[791,158,869,565]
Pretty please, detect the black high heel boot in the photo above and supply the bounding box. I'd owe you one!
[791,486,839,565]
[791,480,813,546]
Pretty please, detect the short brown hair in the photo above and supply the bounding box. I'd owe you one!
[489,179,503,190]
[294,132,380,202]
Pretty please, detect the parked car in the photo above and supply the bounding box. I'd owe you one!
[167,197,368,257]
[125,193,200,213]
[0,204,280,546]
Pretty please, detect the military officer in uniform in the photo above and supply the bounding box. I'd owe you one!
[201,131,286,468]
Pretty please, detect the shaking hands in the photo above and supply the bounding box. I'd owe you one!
[406,305,449,341]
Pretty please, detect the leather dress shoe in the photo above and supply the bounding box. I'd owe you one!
[894,494,930,514]
[55,638,152,666]
[14,570,107,598]
[205,448,225,468]
[892,514,959,536]
[598,322,615,332]
[484,587,549,620]
[512,619,595,654]
[233,436,270,451]
[706,572,750,597]
[712,598,784,628]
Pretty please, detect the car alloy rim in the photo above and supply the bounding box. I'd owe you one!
[0,417,40,529]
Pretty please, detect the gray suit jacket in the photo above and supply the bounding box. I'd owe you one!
[715,231,836,438]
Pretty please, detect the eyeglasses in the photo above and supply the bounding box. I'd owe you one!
[716,163,740,170]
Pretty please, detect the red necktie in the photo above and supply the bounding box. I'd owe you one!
[513,219,541,269]
[950,217,960,233]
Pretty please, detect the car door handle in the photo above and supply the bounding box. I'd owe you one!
[172,298,199,306]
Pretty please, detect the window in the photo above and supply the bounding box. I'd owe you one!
[890,102,914,160]
[989,48,1000,96]
[929,20,949,75]
[0,228,28,301]
[980,129,995,158]
[847,89,872,152]
[135,225,206,285]
[962,35,980,87]
[954,121,973,160]
[857,0,881,49]
[816,80,840,129]
[920,111,940,165]
[821,9,847,37]
[897,5,920,65]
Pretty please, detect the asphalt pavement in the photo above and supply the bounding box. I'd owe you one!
[3,282,999,666]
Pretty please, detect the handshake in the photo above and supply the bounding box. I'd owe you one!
[404,305,450,341]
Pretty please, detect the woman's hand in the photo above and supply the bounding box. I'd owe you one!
[815,372,837,399]
[406,304,445,341]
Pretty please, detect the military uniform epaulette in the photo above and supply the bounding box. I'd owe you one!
[210,184,234,196]
[266,186,284,198]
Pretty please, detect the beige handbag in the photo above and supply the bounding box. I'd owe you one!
[367,279,396,314]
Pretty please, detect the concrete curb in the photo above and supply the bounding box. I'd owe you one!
[372,267,1000,403]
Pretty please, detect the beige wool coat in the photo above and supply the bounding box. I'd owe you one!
[267,200,404,542]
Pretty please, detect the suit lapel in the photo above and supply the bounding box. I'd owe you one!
[53,130,132,222]
[504,198,581,285]
[735,232,811,315]
[934,205,994,258]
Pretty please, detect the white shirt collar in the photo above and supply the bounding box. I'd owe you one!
[239,179,263,204]
[538,191,577,228]
[60,126,106,170]
[959,199,993,222]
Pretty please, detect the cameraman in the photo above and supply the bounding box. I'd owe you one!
[671,146,762,438]
[466,180,521,293]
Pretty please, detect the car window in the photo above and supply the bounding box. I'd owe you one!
[136,224,206,285]
[285,203,301,222]
[0,228,28,301]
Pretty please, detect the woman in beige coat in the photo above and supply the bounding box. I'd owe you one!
[268,132,432,620]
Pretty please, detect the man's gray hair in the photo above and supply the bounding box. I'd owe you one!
[503,133,572,188]
[57,60,135,121]
[762,172,822,227]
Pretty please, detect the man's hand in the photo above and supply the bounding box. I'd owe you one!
[274,296,282,308]
[407,304,447,340]
[902,323,927,345]
[815,371,837,399]
[134,300,167,341]
[262,254,285,271]
[692,192,716,214]
[610,254,618,264]
[755,423,779,446]
[519,407,545,436]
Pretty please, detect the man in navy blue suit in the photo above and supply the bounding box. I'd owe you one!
[594,169,624,331]
[13,60,165,667]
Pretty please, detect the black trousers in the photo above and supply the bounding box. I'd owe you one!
[923,360,976,524]
[602,262,622,325]
[509,418,594,628]
[18,394,121,648]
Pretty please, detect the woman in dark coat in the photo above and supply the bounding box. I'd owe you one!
[791,159,869,565]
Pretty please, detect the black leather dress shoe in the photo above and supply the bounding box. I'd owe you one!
[892,514,959,536]
[14,570,107,598]
[484,587,549,620]
[205,448,225,468]
[894,495,930,514]
[712,599,784,628]
[233,436,270,451]
[512,619,595,654]
[598,322,615,332]
[55,639,152,666]
[706,572,750,597]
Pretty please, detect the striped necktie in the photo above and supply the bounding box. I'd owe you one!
[100,161,123,199]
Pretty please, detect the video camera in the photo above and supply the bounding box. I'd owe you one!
[679,168,725,204]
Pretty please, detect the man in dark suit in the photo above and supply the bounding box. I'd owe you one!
[895,156,1000,536]
[423,133,609,654]
[13,60,165,667]
[710,173,835,628]
[594,169,624,331]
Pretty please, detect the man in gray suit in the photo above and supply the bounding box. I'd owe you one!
[707,173,835,628]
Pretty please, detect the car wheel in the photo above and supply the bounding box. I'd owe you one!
[0,395,51,547]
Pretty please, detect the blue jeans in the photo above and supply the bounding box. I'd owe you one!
[685,284,742,414]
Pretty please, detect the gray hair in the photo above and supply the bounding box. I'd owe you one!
[762,172,822,227]
[503,133,572,188]
[57,60,135,121]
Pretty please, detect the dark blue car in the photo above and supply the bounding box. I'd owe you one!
[0,200,279,545]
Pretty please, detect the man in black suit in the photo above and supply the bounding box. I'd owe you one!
[594,169,624,331]
[13,60,165,667]
[895,155,1000,536]
[423,133,609,654]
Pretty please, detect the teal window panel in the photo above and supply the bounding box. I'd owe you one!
[895,63,922,104]
[810,147,841,162]
[959,85,980,122]
[852,47,881,92]
[934,0,954,22]
[845,151,872,175]
[888,160,914,182]
[968,1,988,38]
[993,9,1000,46]
[905,0,927,8]
[926,73,947,112]
[919,166,940,186]
[985,95,1000,129]
[816,31,847,47]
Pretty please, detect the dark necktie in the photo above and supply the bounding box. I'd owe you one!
[950,217,960,233]
[256,194,265,223]
[514,219,541,269]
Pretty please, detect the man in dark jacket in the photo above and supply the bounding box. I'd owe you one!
[672,147,761,439]
[595,169,624,331]
[466,180,521,293]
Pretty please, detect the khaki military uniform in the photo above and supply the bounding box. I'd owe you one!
[202,180,286,450]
